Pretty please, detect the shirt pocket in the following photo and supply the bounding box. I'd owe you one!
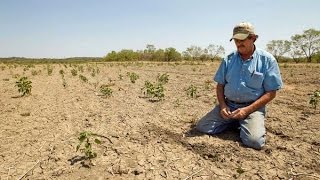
[246,71,264,89]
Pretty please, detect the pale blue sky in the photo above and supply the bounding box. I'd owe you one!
[1,0,319,58]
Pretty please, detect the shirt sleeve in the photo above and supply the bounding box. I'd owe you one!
[214,58,227,85]
[263,58,283,91]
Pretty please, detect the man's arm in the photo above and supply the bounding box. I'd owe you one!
[229,90,277,119]
[216,83,232,119]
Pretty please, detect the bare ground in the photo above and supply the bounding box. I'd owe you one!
[0,61,319,180]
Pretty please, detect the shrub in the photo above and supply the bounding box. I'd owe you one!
[186,84,198,98]
[127,72,139,83]
[71,69,78,76]
[78,65,84,73]
[157,73,169,84]
[91,69,96,77]
[309,90,320,109]
[15,77,32,96]
[79,74,88,83]
[142,80,164,101]
[100,85,113,97]
[47,65,53,75]
[31,70,40,76]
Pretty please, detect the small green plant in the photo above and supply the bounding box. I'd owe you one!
[236,166,245,174]
[23,67,29,71]
[309,90,320,109]
[59,69,64,75]
[142,80,164,101]
[186,84,198,98]
[174,99,181,108]
[78,65,84,73]
[47,65,53,75]
[31,70,40,76]
[204,80,213,90]
[15,77,32,96]
[127,72,139,83]
[79,74,88,83]
[118,74,123,80]
[91,69,96,77]
[100,85,113,97]
[71,69,78,76]
[157,73,169,84]
[76,131,101,159]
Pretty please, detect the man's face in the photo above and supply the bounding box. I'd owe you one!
[234,35,256,55]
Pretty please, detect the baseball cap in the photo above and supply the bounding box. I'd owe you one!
[230,22,256,41]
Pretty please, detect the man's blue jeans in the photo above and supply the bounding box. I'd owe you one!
[196,102,266,150]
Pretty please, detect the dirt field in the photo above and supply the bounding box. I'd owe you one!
[0,61,319,180]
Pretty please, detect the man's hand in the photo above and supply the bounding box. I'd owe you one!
[220,107,232,119]
[229,108,249,120]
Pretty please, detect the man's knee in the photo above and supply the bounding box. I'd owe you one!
[240,110,266,149]
[195,119,214,134]
[240,133,265,150]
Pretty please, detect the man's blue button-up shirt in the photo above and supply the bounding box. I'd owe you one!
[214,48,283,103]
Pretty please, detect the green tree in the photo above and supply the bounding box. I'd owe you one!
[145,44,156,53]
[314,52,320,63]
[104,51,119,61]
[118,49,140,61]
[104,49,140,61]
[153,49,166,61]
[141,44,156,61]
[182,51,192,61]
[206,44,225,61]
[266,40,291,61]
[184,45,203,61]
[164,47,181,61]
[291,29,320,62]
[288,41,304,63]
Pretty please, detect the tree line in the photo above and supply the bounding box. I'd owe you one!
[103,44,225,62]
[104,28,319,63]
[1,28,318,63]
[266,28,320,63]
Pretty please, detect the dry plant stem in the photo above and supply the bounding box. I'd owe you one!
[18,160,40,180]
[183,168,204,180]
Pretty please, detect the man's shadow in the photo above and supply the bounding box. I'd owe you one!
[184,124,241,143]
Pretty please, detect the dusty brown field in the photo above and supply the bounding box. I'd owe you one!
[0,61,319,180]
